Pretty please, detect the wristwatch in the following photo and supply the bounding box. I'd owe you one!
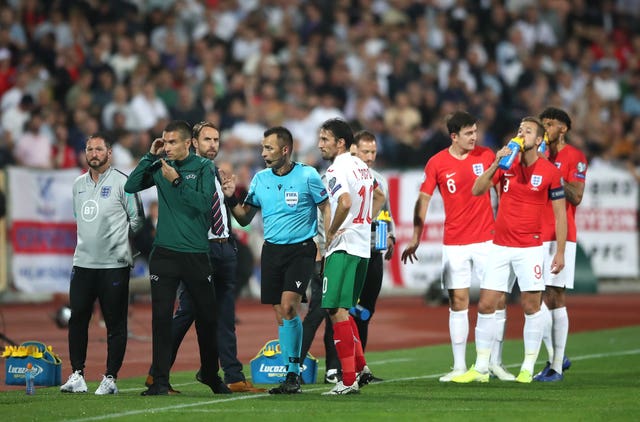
[171,176,183,187]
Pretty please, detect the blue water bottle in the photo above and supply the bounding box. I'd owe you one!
[374,211,391,251]
[538,134,548,154]
[498,137,524,170]
[25,362,35,395]
[349,304,371,321]
[375,220,387,251]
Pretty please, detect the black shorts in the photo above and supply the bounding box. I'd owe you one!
[260,239,316,304]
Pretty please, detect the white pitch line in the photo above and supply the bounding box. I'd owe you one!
[68,348,640,422]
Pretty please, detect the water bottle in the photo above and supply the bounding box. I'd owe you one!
[498,137,524,170]
[25,362,35,395]
[349,304,371,321]
[375,220,387,251]
[538,134,549,154]
[374,210,391,251]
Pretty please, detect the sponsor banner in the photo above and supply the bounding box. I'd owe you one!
[8,167,80,293]
[12,255,73,293]
[576,164,639,278]
[8,167,78,222]
[11,221,77,254]
[249,339,317,384]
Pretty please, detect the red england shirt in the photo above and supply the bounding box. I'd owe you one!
[492,157,564,247]
[541,144,588,242]
[420,146,495,245]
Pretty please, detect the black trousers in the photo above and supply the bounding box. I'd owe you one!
[68,266,130,378]
[168,240,245,384]
[355,251,384,350]
[148,247,219,390]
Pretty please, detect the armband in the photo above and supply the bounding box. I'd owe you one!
[224,194,239,208]
[171,176,183,188]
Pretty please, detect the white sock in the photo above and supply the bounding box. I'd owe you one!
[474,313,496,373]
[490,309,506,366]
[449,309,469,371]
[521,310,544,374]
[540,301,554,362]
[551,307,569,373]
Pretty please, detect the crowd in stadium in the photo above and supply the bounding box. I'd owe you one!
[0,0,638,180]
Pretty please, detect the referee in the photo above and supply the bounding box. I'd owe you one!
[125,120,229,395]
[225,126,330,394]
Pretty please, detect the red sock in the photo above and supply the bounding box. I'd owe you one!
[349,316,367,372]
[333,320,356,386]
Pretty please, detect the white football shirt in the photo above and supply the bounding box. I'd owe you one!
[324,152,375,258]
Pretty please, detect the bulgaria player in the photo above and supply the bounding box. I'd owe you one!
[534,107,587,382]
[453,116,567,384]
[401,111,514,382]
[318,118,384,395]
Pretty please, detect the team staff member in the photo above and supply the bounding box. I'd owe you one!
[61,134,144,395]
[125,120,229,396]
[350,130,395,354]
[318,118,385,395]
[534,107,587,382]
[225,126,330,394]
[401,111,514,382]
[453,117,567,384]
[145,122,263,393]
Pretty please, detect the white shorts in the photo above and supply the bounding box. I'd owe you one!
[441,240,492,290]
[481,244,545,293]
[542,241,576,289]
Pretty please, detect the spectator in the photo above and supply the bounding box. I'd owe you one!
[2,92,33,143]
[109,36,139,84]
[13,111,53,168]
[102,84,134,131]
[170,85,204,124]
[129,80,169,132]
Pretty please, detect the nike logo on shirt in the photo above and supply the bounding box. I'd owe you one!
[445,172,456,178]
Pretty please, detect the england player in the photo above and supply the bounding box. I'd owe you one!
[453,116,567,384]
[401,111,515,382]
[534,107,587,382]
[318,118,385,395]
[225,126,330,394]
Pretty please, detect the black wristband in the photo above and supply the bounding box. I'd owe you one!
[224,194,239,208]
[171,176,183,188]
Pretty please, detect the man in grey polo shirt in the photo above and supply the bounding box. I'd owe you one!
[60,133,144,395]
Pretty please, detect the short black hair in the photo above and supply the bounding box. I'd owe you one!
[164,120,192,141]
[264,126,293,150]
[446,111,478,135]
[320,118,354,149]
[539,107,572,131]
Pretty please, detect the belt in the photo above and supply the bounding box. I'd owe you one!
[209,238,228,243]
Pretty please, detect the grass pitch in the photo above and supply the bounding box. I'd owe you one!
[2,326,639,421]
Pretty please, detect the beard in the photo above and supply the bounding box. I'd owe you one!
[88,156,108,169]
